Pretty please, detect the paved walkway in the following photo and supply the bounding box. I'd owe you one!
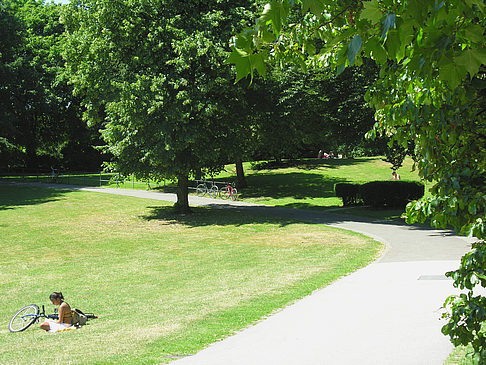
[5,183,476,364]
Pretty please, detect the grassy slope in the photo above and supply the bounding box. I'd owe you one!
[0,184,382,364]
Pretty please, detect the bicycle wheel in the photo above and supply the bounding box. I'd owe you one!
[9,304,39,332]
[209,185,219,198]
[229,188,238,201]
[196,184,207,197]
[221,188,230,200]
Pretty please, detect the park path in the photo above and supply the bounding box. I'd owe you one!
[5,182,476,364]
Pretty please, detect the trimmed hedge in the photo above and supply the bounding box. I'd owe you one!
[335,183,362,206]
[361,181,424,208]
[335,181,424,208]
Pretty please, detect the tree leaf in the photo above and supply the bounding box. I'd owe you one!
[465,0,485,14]
[360,0,382,24]
[347,35,362,65]
[384,29,400,60]
[258,1,289,36]
[381,13,396,39]
[226,47,251,83]
[365,37,387,64]
[250,50,268,78]
[454,48,486,78]
[301,0,327,16]
[463,24,485,43]
[439,57,464,89]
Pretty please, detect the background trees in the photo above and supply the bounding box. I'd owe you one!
[247,59,383,162]
[228,0,486,359]
[0,0,102,171]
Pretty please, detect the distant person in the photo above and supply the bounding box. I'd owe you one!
[392,170,401,180]
[329,151,335,159]
[39,292,73,332]
[317,150,323,159]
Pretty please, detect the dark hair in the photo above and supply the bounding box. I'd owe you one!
[49,292,64,301]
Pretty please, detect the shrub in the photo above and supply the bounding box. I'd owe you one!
[335,183,362,206]
[360,181,424,208]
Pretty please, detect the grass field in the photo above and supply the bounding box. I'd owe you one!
[0,184,382,364]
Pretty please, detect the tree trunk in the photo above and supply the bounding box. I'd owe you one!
[175,174,191,214]
[235,158,247,188]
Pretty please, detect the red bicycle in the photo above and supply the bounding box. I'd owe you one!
[220,182,238,201]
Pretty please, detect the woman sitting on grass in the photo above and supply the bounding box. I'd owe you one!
[39,292,72,332]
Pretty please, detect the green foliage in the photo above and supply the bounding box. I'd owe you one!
[383,140,406,171]
[248,59,382,161]
[62,0,257,211]
[228,0,486,356]
[442,241,486,364]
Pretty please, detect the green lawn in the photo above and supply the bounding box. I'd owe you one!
[0,184,382,364]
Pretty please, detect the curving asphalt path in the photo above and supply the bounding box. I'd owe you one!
[4,183,477,364]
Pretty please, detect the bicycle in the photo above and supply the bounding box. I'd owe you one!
[195,180,219,198]
[9,304,97,332]
[220,182,238,201]
[50,168,62,183]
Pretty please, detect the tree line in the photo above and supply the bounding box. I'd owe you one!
[1,0,389,211]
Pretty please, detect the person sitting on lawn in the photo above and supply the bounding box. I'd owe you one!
[39,292,73,332]
[392,170,401,180]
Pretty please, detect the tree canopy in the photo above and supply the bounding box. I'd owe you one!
[228,0,486,359]
[62,0,257,212]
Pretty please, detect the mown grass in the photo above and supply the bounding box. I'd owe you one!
[0,184,382,364]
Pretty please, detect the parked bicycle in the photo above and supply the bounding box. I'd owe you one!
[220,182,238,201]
[9,304,97,332]
[50,167,62,183]
[195,180,219,198]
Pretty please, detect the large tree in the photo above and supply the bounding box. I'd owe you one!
[62,0,257,212]
[228,0,486,359]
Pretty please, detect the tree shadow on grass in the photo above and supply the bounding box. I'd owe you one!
[0,183,67,211]
[140,202,438,233]
[141,204,302,228]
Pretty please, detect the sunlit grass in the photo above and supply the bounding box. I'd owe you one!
[0,184,382,364]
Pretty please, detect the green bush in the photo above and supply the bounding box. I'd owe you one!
[443,240,486,365]
[360,181,424,208]
[334,183,362,206]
